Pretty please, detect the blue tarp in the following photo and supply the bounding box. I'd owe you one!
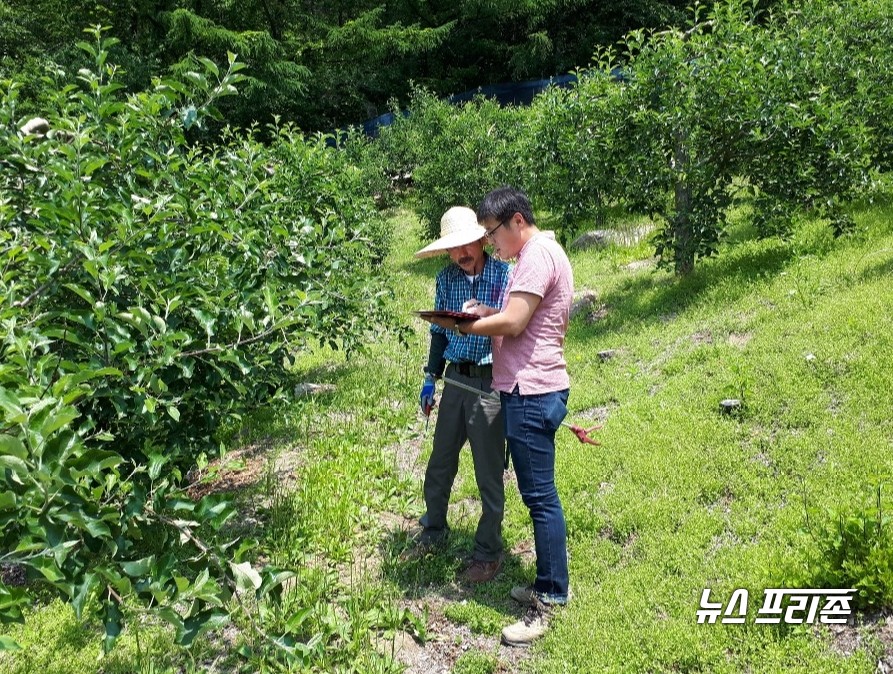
[343,68,625,140]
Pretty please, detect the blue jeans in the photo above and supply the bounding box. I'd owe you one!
[501,388,570,604]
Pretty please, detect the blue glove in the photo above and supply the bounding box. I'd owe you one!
[420,375,436,416]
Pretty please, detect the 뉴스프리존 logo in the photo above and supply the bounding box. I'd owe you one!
[697,588,855,624]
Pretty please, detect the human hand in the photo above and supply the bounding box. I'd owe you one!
[461,300,496,317]
[419,375,436,416]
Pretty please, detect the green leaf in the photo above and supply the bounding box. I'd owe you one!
[30,556,64,582]
[189,308,216,337]
[229,561,262,593]
[182,106,198,130]
[0,434,27,460]
[103,601,123,653]
[75,40,95,56]
[192,567,210,593]
[72,449,123,473]
[82,157,108,176]
[0,491,16,510]
[0,387,22,419]
[157,607,184,632]
[121,556,155,577]
[284,606,312,633]
[0,455,29,483]
[62,283,95,304]
[72,572,99,620]
[183,72,206,87]
[41,407,80,437]
[166,406,180,421]
[198,57,219,78]
[84,517,112,539]
[159,78,188,95]
[178,609,229,647]
[0,635,22,651]
[147,453,168,480]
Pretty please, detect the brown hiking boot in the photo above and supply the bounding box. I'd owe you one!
[501,597,552,647]
[461,556,502,583]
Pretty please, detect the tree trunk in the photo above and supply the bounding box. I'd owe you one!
[260,0,282,40]
[672,128,694,276]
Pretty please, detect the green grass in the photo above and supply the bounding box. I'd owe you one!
[0,598,212,674]
[6,200,893,672]
[544,202,893,672]
[452,649,499,674]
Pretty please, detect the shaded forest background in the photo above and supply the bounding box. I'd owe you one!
[1,0,779,131]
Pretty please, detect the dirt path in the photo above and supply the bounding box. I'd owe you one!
[378,419,535,673]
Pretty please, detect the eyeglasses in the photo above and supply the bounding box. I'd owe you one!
[484,215,513,240]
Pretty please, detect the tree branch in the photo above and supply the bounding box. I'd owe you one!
[180,325,280,358]
[11,255,82,310]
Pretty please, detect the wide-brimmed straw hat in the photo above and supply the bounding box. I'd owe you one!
[414,206,487,258]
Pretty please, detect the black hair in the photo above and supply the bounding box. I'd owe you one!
[476,185,536,226]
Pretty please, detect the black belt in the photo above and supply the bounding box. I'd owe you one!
[451,362,492,377]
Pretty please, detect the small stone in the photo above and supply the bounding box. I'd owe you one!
[719,399,743,414]
[294,382,336,397]
[570,291,599,319]
[20,117,50,137]
[571,230,612,250]
[623,259,654,272]
[805,353,816,362]
[571,225,654,250]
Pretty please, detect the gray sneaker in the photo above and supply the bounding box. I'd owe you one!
[510,585,536,606]
[501,598,551,647]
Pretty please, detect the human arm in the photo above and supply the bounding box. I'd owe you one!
[424,331,448,378]
[458,292,541,338]
[421,271,450,375]
[419,286,449,414]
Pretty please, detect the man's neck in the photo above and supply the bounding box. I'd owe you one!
[462,257,485,276]
[518,224,540,248]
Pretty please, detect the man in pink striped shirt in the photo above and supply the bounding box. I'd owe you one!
[455,186,574,647]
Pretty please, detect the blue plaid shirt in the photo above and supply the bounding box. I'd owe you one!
[429,253,510,368]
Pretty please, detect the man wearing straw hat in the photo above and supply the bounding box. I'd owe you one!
[409,206,509,583]
[420,187,574,646]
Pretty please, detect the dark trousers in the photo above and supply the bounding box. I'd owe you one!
[421,364,505,561]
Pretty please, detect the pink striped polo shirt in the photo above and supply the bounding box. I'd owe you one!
[491,233,574,395]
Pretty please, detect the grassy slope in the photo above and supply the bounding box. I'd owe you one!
[369,201,893,672]
[540,204,893,673]
[4,199,892,673]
